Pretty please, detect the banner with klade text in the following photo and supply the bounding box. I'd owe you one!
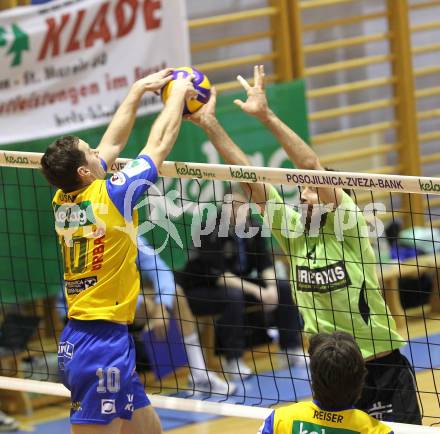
[0,0,190,144]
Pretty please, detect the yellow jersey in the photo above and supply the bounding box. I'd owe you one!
[52,155,157,323]
[258,401,393,434]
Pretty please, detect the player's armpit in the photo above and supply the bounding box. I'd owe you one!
[106,155,158,218]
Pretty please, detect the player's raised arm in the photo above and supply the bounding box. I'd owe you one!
[104,74,196,217]
[235,65,342,206]
[141,74,196,168]
[186,87,269,213]
[97,68,174,167]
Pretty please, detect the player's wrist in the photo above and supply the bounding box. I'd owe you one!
[201,116,220,131]
[257,107,274,124]
[164,89,188,108]
[127,83,147,102]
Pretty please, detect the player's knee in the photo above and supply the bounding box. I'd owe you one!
[145,407,163,434]
[123,405,162,434]
[151,411,163,434]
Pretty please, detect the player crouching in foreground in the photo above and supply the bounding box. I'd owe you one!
[258,332,394,434]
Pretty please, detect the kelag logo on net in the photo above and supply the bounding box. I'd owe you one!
[3,152,39,166]
[419,179,440,193]
[174,162,203,179]
[229,167,257,183]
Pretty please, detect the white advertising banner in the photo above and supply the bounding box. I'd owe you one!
[0,0,190,144]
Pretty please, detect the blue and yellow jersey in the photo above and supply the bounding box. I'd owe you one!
[52,155,157,324]
[258,401,393,434]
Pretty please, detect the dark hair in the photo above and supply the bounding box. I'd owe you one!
[309,332,367,410]
[41,136,86,192]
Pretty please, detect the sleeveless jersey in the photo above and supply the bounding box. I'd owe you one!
[262,186,404,359]
[258,401,393,434]
[52,155,157,323]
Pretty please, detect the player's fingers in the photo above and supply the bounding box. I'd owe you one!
[183,73,195,82]
[234,99,245,109]
[254,64,263,88]
[161,75,173,86]
[175,73,194,83]
[259,65,266,89]
[254,65,260,87]
[210,86,217,103]
[161,67,174,76]
[255,65,262,88]
[204,87,217,111]
[187,84,198,99]
[237,75,251,91]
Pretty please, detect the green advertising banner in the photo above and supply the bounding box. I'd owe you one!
[0,79,309,302]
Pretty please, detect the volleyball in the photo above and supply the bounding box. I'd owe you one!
[161,66,211,115]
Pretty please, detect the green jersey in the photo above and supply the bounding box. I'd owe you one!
[263,186,404,359]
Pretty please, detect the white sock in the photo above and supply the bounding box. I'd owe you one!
[183,333,209,381]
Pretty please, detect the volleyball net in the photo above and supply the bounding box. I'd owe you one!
[1,150,440,433]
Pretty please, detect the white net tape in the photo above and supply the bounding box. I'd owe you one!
[2,150,440,195]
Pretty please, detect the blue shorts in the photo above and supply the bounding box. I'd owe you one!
[58,320,150,425]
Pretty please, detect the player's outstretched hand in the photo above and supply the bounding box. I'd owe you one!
[234,64,269,119]
[185,86,218,128]
[169,73,198,100]
[133,68,174,93]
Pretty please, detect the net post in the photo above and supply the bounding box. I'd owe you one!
[386,0,424,227]
[286,0,305,79]
[269,0,294,81]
